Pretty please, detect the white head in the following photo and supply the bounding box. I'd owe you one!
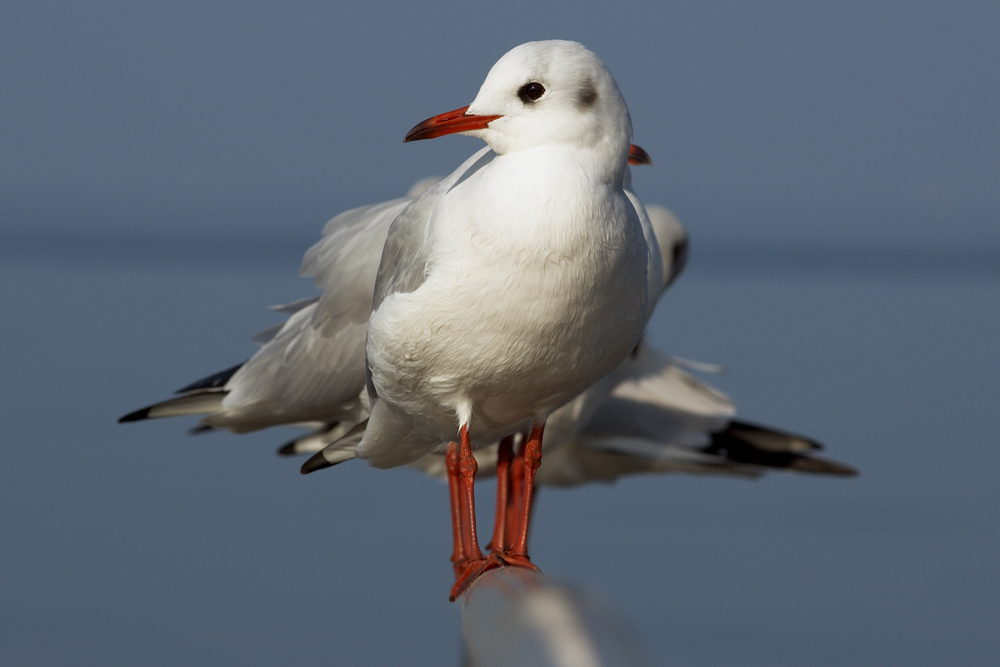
[406,41,633,175]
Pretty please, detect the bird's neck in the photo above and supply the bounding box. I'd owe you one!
[491,143,628,191]
[436,146,634,258]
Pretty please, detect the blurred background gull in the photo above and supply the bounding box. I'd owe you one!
[1,2,998,666]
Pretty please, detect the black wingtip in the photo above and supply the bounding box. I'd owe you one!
[118,407,152,423]
[175,361,246,395]
[300,452,334,475]
[704,425,858,476]
[786,457,859,477]
[277,440,299,457]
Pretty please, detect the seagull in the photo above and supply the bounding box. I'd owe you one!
[275,195,852,487]
[123,40,650,598]
[120,163,856,588]
[120,40,857,599]
[266,154,676,468]
[119,142,660,449]
[354,40,653,597]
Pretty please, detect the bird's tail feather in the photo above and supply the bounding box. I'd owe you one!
[277,421,356,456]
[118,391,226,423]
[702,420,857,476]
[300,420,367,474]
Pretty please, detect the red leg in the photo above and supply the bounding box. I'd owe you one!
[488,435,514,553]
[457,425,484,561]
[511,422,544,558]
[483,426,542,576]
[446,441,466,579]
[450,426,504,601]
[504,433,526,550]
[449,425,541,602]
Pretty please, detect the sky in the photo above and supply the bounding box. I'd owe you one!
[1,2,998,666]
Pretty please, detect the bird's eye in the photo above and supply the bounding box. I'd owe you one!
[517,82,545,104]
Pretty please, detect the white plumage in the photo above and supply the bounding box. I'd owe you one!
[121,41,855,482]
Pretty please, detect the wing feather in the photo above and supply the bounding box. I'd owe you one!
[205,197,411,431]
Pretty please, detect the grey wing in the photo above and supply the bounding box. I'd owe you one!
[203,198,412,432]
[371,146,496,313]
[251,296,320,345]
[303,197,411,328]
[213,151,495,435]
[404,331,855,484]
[623,165,688,296]
[550,344,855,482]
[120,174,466,435]
[576,344,736,450]
[623,179,690,310]
[371,194,437,313]
[361,178,449,413]
[625,186,665,319]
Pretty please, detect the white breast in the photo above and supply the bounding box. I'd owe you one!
[366,148,649,448]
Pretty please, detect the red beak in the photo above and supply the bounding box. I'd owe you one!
[628,144,652,166]
[404,105,503,143]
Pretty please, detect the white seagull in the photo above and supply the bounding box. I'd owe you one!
[121,40,856,599]
[126,40,650,597]
[117,148,676,474]
[358,40,651,596]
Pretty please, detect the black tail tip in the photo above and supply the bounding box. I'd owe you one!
[300,452,333,475]
[783,455,859,477]
[118,407,152,423]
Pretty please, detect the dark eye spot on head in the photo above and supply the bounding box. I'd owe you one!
[577,81,598,109]
[666,237,689,288]
[517,82,545,104]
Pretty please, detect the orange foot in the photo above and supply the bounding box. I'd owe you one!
[448,551,541,602]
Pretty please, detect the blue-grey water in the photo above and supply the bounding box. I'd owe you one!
[1,219,997,666]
